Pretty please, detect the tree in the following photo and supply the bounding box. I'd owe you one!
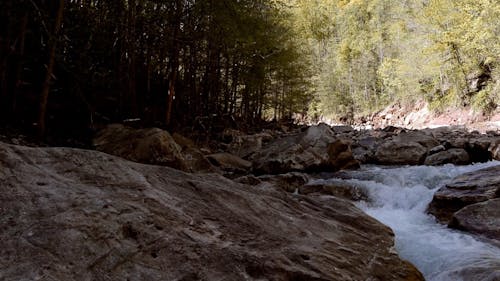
[38,0,65,138]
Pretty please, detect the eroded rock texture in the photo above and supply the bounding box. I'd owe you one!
[0,142,422,281]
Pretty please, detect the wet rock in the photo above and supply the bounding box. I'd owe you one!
[300,180,368,201]
[252,124,358,174]
[93,124,188,171]
[428,165,500,223]
[375,141,427,165]
[0,142,423,280]
[424,148,470,166]
[449,199,500,242]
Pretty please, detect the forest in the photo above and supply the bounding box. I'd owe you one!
[0,0,498,142]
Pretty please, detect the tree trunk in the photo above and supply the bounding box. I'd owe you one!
[38,0,65,138]
[13,14,29,114]
[166,0,182,127]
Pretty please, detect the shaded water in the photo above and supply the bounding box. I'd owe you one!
[314,162,500,281]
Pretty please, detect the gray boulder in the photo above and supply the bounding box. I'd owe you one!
[428,165,500,223]
[93,124,188,171]
[449,199,500,242]
[424,148,470,166]
[206,152,252,177]
[252,124,358,174]
[489,138,500,160]
[375,141,427,165]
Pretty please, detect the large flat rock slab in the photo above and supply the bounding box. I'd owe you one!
[0,142,422,281]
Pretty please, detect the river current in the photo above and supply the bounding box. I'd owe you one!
[313,162,500,281]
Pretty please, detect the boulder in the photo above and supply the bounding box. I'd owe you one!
[93,124,188,171]
[252,124,358,174]
[331,125,354,134]
[233,175,262,186]
[489,139,500,160]
[466,137,494,163]
[206,152,252,177]
[227,132,274,159]
[394,131,440,149]
[352,136,379,164]
[374,141,427,165]
[446,137,469,150]
[373,130,441,165]
[300,180,368,201]
[257,172,310,193]
[428,165,500,223]
[428,145,446,155]
[449,199,500,241]
[172,133,216,173]
[0,142,423,281]
[328,139,360,170]
[423,148,470,166]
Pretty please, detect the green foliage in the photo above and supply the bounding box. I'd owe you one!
[472,86,499,114]
[1,0,498,133]
[0,0,314,132]
[287,0,499,120]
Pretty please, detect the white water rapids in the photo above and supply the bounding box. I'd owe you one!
[313,162,500,281]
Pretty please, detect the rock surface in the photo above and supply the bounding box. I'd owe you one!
[93,124,188,171]
[227,131,274,159]
[256,172,310,193]
[374,140,427,165]
[490,139,500,160]
[428,165,500,223]
[251,124,358,174]
[327,139,360,171]
[172,133,217,173]
[424,148,470,166]
[206,153,252,177]
[449,199,500,242]
[300,180,368,201]
[352,100,500,133]
[0,142,423,281]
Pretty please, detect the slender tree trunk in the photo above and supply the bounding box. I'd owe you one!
[13,14,29,114]
[38,0,65,138]
[223,55,230,114]
[166,0,182,127]
[127,0,138,117]
[229,60,239,115]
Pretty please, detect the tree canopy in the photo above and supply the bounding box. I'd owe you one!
[0,0,498,140]
[0,0,312,139]
[289,0,499,120]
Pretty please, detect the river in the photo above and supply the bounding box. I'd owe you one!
[313,162,500,281]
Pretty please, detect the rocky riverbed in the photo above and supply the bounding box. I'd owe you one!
[1,122,499,280]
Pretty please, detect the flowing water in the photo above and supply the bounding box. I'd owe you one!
[313,162,500,281]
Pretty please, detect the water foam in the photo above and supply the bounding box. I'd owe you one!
[315,162,500,280]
